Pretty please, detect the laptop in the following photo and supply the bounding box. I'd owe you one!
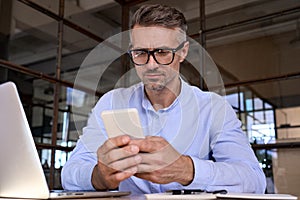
[0,82,131,199]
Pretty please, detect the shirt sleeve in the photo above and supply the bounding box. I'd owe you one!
[61,140,97,190]
[183,95,266,193]
[61,92,112,190]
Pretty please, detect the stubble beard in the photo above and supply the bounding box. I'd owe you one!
[144,78,165,91]
[139,67,179,93]
[143,73,178,93]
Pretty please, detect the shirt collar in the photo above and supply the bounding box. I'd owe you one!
[141,77,189,112]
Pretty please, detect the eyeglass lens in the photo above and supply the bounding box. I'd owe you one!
[130,49,174,65]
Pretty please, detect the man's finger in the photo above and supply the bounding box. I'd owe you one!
[98,135,131,154]
[104,147,142,170]
[130,136,169,152]
[112,166,138,182]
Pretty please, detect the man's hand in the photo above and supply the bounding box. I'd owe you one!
[92,135,142,190]
[130,136,194,185]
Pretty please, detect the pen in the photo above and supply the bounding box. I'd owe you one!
[167,189,205,195]
[207,190,227,194]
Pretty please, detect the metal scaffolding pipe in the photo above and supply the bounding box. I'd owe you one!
[199,0,206,48]
[191,6,300,39]
[48,0,64,189]
[252,141,300,150]
[0,59,104,96]
[225,71,300,88]
[199,0,206,90]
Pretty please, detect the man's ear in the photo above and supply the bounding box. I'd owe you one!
[179,41,189,63]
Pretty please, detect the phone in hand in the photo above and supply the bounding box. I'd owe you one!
[101,108,145,139]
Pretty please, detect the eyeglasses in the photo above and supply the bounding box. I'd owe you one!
[128,41,186,66]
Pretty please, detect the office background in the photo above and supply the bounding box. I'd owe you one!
[0,0,300,197]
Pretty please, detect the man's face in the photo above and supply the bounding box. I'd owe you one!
[130,25,188,91]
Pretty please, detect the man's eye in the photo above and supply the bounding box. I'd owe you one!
[156,49,171,56]
[133,51,147,57]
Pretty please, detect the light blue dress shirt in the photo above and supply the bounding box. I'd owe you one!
[61,79,266,194]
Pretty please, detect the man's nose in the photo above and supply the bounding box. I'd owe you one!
[146,54,159,70]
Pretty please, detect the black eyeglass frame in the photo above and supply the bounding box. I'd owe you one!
[128,41,186,66]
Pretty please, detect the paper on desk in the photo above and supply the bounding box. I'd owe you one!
[145,193,216,200]
[145,193,298,200]
[216,193,298,200]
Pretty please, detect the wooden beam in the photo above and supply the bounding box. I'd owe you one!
[115,0,149,7]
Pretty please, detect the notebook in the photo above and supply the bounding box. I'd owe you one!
[0,81,131,199]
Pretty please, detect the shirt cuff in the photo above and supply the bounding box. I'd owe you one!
[184,156,214,190]
[80,163,97,190]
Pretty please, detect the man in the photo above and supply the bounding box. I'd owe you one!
[62,4,266,194]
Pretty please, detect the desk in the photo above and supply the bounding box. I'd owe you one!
[0,195,147,200]
[88,195,146,200]
[1,193,299,200]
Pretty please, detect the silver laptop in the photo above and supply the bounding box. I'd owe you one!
[0,82,131,199]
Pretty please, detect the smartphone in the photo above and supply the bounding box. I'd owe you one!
[101,108,145,139]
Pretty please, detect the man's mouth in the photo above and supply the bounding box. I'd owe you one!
[144,72,164,79]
